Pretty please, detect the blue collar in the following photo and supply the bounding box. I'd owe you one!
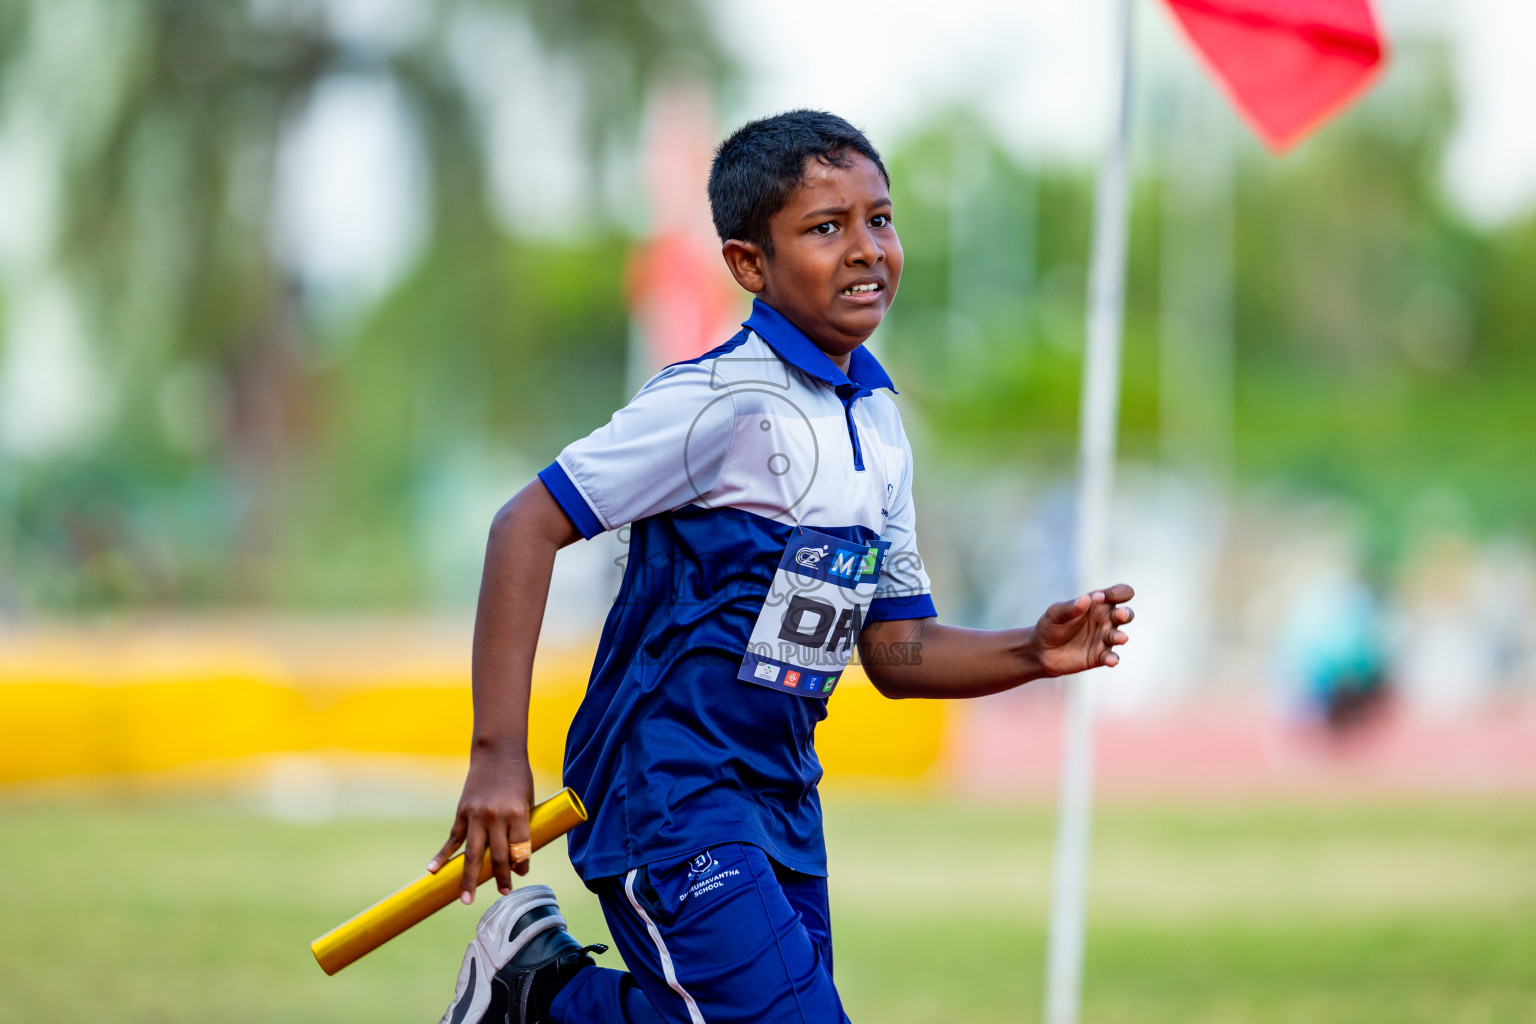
[743,298,897,397]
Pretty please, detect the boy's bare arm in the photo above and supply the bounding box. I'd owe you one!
[857,585,1134,700]
[427,479,581,903]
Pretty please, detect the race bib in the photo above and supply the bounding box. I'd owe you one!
[737,527,888,699]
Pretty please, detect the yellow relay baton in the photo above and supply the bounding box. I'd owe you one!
[311,787,587,975]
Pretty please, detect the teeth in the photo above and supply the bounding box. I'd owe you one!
[841,283,880,295]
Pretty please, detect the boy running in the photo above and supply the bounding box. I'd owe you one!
[429,110,1135,1024]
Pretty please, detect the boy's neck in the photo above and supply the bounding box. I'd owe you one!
[755,296,862,375]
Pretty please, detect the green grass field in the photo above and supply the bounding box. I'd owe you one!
[1,789,1532,1023]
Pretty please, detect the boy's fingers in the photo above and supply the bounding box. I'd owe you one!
[510,814,533,878]
[1048,594,1091,624]
[1108,630,1129,646]
[461,820,486,904]
[1102,651,1120,667]
[1114,606,1134,625]
[428,816,468,873]
[1100,583,1134,604]
[489,817,513,896]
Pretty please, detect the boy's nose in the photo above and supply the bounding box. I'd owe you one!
[845,225,885,267]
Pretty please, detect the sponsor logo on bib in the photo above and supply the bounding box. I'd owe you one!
[795,545,829,569]
[738,527,889,699]
[828,550,861,578]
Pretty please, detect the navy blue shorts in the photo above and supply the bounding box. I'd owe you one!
[549,843,850,1023]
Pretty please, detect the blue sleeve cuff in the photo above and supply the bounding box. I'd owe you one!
[537,461,605,539]
[867,592,937,622]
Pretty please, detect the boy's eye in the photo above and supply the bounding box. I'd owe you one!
[811,221,837,236]
[870,214,891,228]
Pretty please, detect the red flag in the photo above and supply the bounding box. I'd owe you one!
[1162,0,1387,151]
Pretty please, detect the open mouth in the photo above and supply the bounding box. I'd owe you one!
[839,282,884,297]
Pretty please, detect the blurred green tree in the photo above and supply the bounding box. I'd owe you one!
[0,0,724,607]
[874,66,1535,553]
[2,17,1531,613]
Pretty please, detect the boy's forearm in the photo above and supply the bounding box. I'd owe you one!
[469,480,582,754]
[858,618,1045,699]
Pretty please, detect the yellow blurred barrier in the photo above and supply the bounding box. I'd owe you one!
[0,625,945,784]
[310,787,588,975]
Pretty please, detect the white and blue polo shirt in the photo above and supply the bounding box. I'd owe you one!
[538,298,935,881]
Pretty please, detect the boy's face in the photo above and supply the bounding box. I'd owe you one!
[723,154,902,367]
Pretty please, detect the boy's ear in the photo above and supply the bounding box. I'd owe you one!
[721,239,768,294]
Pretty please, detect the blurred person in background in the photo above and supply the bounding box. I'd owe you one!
[1276,565,1392,739]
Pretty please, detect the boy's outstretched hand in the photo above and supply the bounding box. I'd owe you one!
[1032,583,1135,676]
[858,582,1136,700]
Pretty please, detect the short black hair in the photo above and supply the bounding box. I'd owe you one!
[708,109,889,254]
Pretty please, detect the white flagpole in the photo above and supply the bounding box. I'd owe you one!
[1044,0,1136,1021]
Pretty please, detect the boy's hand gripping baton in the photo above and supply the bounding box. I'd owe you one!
[310,787,587,975]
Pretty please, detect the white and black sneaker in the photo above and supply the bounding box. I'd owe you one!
[437,885,606,1024]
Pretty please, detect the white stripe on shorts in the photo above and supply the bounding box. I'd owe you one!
[624,868,707,1024]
